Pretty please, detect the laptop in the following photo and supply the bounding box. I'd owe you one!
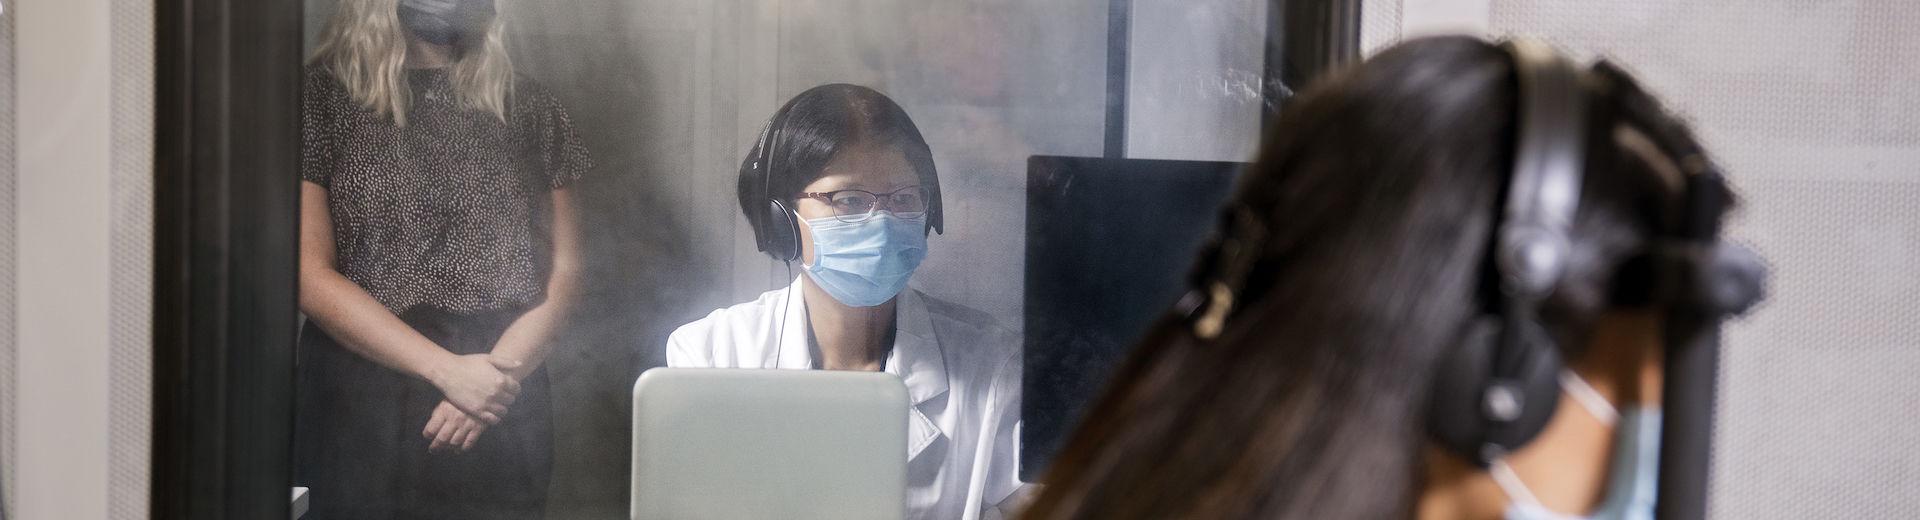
[630,368,909,520]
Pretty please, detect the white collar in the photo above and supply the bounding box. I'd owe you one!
[772,277,951,459]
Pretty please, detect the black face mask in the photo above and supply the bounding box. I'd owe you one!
[398,0,495,46]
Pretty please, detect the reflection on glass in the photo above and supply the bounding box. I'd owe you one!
[294,0,590,518]
[666,84,1027,519]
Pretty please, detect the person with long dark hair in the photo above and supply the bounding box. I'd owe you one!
[296,0,592,518]
[1021,36,1762,520]
[666,84,1027,519]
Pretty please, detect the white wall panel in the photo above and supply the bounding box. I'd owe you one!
[15,0,114,517]
[8,0,152,517]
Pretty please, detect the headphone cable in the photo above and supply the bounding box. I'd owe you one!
[773,258,793,368]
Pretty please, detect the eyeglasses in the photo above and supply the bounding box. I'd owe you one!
[797,186,931,222]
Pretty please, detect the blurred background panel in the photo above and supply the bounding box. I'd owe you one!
[1367,0,1920,517]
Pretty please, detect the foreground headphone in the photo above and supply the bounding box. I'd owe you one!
[1179,38,1767,467]
[1425,40,1768,466]
[1423,39,1592,465]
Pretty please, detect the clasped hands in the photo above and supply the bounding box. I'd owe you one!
[421,353,524,453]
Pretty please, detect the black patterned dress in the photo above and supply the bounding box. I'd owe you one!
[294,65,592,520]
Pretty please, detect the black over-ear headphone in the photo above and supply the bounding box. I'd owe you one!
[1178,38,1768,469]
[1424,39,1591,465]
[1423,40,1768,466]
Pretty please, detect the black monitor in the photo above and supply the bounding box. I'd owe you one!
[1020,155,1246,481]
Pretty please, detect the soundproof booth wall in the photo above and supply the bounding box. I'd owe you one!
[301,0,1276,515]
[1367,0,1920,517]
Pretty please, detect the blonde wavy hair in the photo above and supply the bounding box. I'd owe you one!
[310,0,514,126]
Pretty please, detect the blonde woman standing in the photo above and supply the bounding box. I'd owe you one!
[295,0,591,518]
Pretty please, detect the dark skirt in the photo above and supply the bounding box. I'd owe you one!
[294,306,553,520]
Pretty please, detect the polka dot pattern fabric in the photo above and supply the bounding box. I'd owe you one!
[302,66,593,315]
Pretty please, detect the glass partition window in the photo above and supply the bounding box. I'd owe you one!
[293,0,1270,518]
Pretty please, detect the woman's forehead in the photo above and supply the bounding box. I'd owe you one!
[808,142,917,190]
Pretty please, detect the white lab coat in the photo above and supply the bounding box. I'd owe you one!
[667,278,1027,520]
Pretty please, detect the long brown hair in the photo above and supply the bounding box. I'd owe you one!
[1021,36,1694,519]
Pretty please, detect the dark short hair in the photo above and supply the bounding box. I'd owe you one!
[736,84,944,246]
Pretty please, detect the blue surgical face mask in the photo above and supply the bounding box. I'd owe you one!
[1498,372,1661,520]
[801,212,928,308]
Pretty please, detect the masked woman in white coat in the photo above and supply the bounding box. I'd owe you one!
[666,84,1025,519]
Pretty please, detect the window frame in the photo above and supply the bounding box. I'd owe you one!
[151,0,304,517]
[141,0,1366,516]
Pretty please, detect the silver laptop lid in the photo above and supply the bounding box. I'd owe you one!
[631,368,908,520]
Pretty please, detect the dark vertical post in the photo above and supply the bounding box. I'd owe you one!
[1656,323,1718,520]
[1104,0,1131,159]
[1263,0,1363,131]
[151,0,303,517]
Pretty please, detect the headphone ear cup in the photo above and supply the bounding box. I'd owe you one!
[1428,317,1501,463]
[1489,320,1564,455]
[765,200,801,262]
[1427,317,1565,465]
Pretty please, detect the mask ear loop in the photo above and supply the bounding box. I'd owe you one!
[1488,460,1558,517]
[1488,371,1617,517]
[1558,370,1620,426]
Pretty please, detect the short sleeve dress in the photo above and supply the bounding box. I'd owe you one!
[293,65,592,520]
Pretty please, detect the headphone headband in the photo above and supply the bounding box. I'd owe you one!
[1421,39,1595,465]
[1496,39,1589,303]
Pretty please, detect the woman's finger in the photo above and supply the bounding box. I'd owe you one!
[423,408,449,439]
[440,421,469,453]
[445,421,473,453]
[459,422,486,451]
[433,417,462,450]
